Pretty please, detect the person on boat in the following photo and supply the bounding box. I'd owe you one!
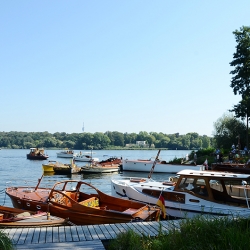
[244,146,248,155]
[193,153,197,165]
[228,152,233,163]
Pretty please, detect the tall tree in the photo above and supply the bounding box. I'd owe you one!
[230,26,250,147]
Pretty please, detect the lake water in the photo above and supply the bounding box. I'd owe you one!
[0,149,191,207]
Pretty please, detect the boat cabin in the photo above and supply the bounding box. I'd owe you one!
[173,170,250,206]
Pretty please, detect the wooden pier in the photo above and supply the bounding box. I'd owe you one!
[3,220,181,249]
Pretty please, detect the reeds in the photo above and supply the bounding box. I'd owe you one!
[0,230,14,250]
[108,215,250,250]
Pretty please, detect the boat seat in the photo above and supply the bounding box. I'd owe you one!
[79,197,99,207]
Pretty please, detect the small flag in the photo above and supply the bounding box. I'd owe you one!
[156,194,166,219]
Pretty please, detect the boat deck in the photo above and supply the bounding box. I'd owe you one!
[3,220,182,249]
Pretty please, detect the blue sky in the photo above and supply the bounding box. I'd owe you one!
[0,1,249,137]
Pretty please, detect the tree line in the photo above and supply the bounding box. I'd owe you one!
[0,131,213,150]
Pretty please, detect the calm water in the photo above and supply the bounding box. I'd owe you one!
[0,149,191,207]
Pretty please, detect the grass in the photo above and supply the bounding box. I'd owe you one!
[107,215,250,250]
[0,230,14,250]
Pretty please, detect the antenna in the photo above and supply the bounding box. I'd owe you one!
[82,122,84,132]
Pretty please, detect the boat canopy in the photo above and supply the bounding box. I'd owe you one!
[177,169,250,179]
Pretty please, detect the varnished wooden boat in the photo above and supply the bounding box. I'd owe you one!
[6,178,160,225]
[0,205,67,228]
[211,162,250,174]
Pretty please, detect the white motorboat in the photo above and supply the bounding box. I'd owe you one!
[56,150,74,158]
[122,158,203,173]
[111,169,250,218]
[73,152,99,162]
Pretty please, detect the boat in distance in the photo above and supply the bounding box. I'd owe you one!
[111,169,250,219]
[122,158,203,173]
[6,178,160,225]
[0,205,67,228]
[73,152,99,162]
[56,150,74,158]
[27,148,49,160]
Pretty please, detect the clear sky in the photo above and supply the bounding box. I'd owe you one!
[0,1,248,137]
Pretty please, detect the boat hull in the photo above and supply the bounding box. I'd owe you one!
[211,163,250,174]
[111,171,250,219]
[122,159,203,173]
[6,181,160,225]
[27,154,49,160]
[0,205,66,228]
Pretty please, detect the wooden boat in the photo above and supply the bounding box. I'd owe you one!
[80,164,120,174]
[111,169,250,219]
[53,164,81,174]
[0,205,67,228]
[80,156,122,174]
[27,148,49,160]
[56,150,74,158]
[211,162,250,174]
[42,160,81,174]
[42,161,56,172]
[98,156,122,166]
[6,178,160,225]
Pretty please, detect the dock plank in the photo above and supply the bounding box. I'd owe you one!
[15,240,105,249]
[64,226,73,242]
[11,228,22,244]
[24,227,35,244]
[88,225,99,240]
[80,225,93,241]
[45,226,53,243]
[58,225,66,242]
[31,227,40,244]
[98,224,113,239]
[70,226,80,241]
[92,225,106,240]
[52,226,59,243]
[38,227,47,244]
[75,225,87,241]
[101,224,117,239]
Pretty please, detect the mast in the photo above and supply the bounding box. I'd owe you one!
[148,149,161,179]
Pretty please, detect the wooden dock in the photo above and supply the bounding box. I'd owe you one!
[3,220,181,249]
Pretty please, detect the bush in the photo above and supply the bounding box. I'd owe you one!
[0,230,14,250]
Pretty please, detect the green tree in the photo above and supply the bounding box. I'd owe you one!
[230,26,250,148]
[213,113,246,149]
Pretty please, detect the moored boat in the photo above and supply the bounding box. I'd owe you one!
[56,150,74,158]
[211,162,250,174]
[73,152,99,162]
[122,158,203,173]
[0,205,67,228]
[27,148,49,160]
[6,178,160,225]
[111,169,250,219]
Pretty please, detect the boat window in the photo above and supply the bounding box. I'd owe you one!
[53,182,65,191]
[210,180,223,192]
[78,184,98,195]
[178,178,195,190]
[64,182,78,191]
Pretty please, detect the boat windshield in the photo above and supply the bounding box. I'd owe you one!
[178,177,208,196]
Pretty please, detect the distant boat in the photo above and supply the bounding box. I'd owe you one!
[73,152,99,162]
[27,148,49,160]
[42,160,81,174]
[56,150,74,158]
[122,159,203,173]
